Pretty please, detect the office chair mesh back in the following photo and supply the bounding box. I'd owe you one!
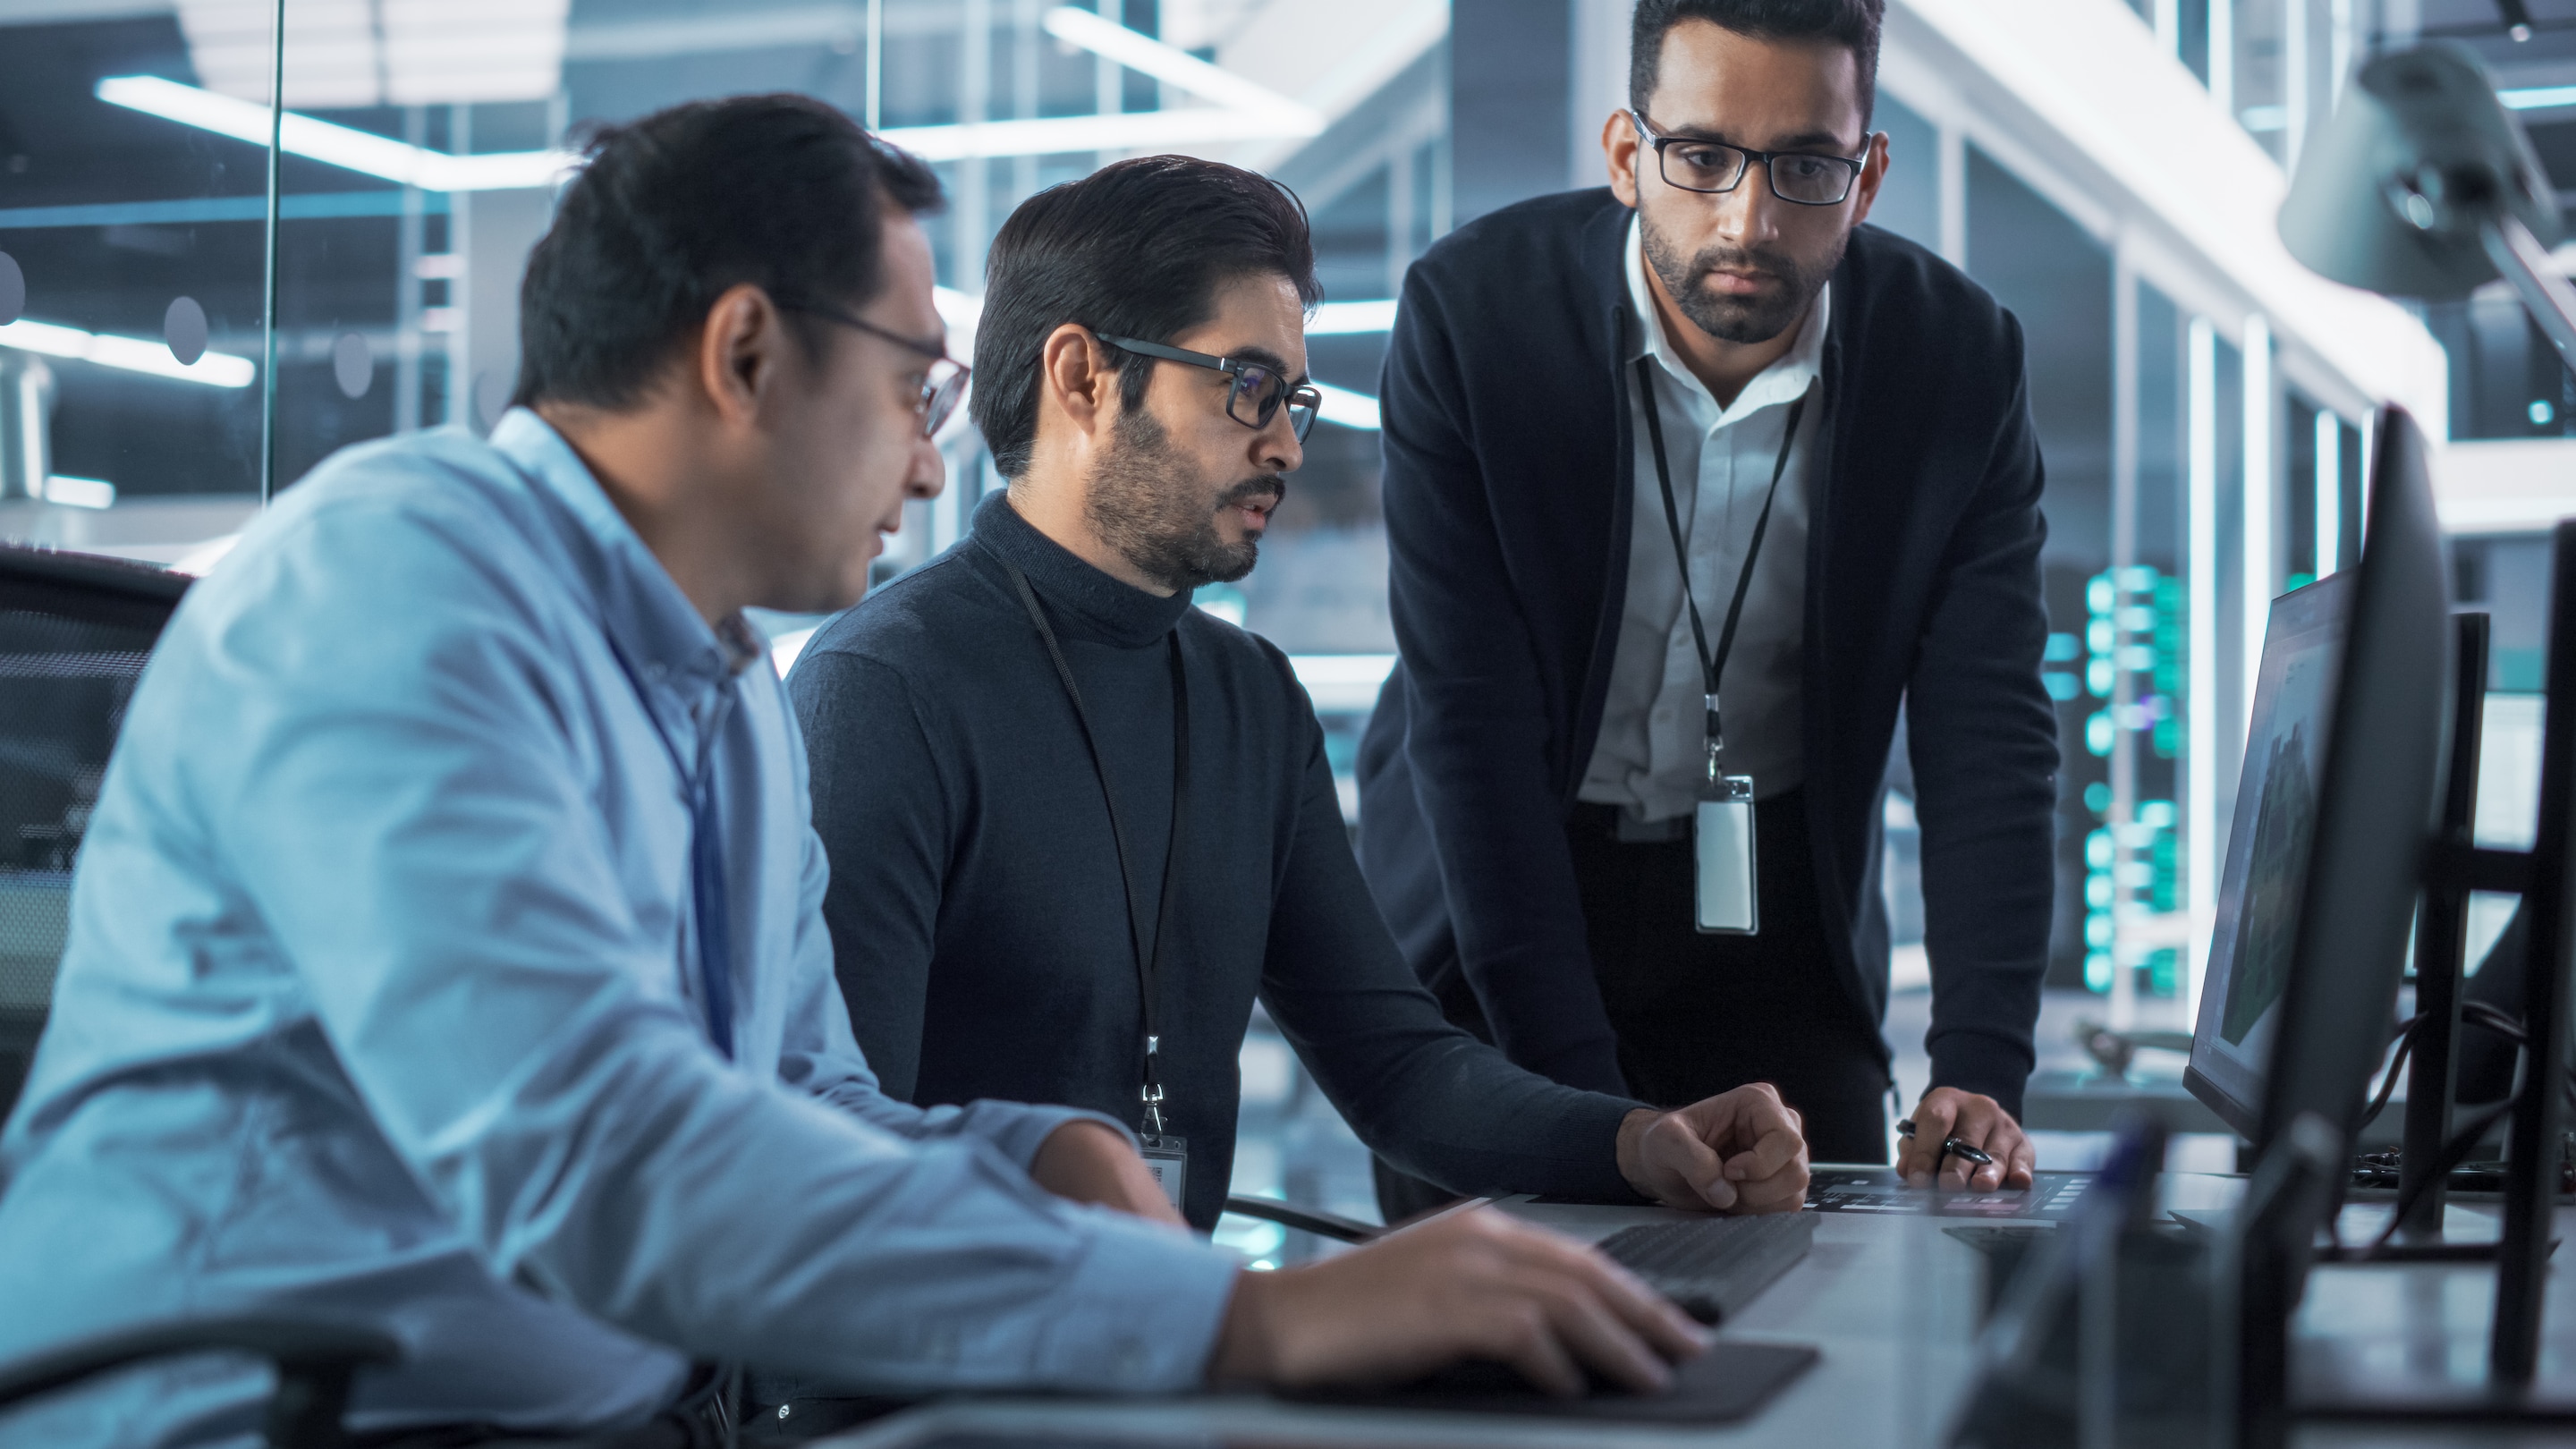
[0,547,186,1120]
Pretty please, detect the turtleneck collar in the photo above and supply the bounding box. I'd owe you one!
[967,487,1196,650]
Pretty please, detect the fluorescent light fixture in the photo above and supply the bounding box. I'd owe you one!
[42,475,115,510]
[0,317,255,388]
[871,8,1322,161]
[2501,84,2576,110]
[880,106,1319,162]
[1313,381,1381,430]
[1309,299,1399,335]
[1041,6,1322,129]
[97,76,574,191]
[1289,653,1396,711]
[174,0,568,108]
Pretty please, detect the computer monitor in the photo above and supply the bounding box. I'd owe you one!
[2249,407,2451,1163]
[2182,406,2452,1160]
[2182,572,2356,1142]
[2187,408,2451,1444]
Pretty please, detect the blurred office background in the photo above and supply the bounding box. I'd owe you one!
[4,0,2573,1260]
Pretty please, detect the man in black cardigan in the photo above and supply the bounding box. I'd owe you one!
[1358,0,2056,1208]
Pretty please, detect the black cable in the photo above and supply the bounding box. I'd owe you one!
[2358,1013,2428,1131]
[2463,1001,2530,1044]
[2368,1096,2524,1252]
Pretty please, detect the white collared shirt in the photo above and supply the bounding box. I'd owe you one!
[1578,215,1827,821]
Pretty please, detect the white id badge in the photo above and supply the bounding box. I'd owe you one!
[1139,1133,1188,1209]
[1693,780,1758,935]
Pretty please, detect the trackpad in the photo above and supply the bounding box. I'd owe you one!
[1279,1340,1819,1423]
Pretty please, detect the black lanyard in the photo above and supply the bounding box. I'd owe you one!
[1635,355,1808,779]
[1001,559,1189,1132]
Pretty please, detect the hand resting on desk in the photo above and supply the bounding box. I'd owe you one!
[1208,1205,1706,1397]
[1615,1082,1811,1213]
[1896,1086,2036,1191]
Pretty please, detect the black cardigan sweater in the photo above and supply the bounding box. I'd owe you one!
[1355,189,2059,1116]
[790,491,1640,1229]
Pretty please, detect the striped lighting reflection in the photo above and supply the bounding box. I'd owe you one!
[0,317,255,388]
[97,76,572,191]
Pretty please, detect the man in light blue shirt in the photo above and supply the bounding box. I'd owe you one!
[0,96,1703,1445]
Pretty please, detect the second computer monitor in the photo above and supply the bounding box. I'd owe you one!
[2183,571,2354,1141]
[2182,404,2452,1160]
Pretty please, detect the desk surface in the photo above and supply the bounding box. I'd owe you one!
[804,1174,2576,1449]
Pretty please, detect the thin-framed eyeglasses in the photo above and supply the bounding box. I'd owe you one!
[1630,110,1873,208]
[1097,333,1321,442]
[779,301,970,437]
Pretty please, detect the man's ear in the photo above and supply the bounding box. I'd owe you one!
[1038,323,1120,445]
[1849,130,1891,227]
[1605,109,1644,208]
[695,282,784,428]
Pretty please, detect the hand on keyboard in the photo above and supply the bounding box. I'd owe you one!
[1207,1204,1706,1397]
[1615,1083,1810,1214]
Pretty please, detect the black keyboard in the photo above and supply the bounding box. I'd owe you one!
[1596,1212,1818,1324]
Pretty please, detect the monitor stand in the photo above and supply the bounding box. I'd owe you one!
[2374,610,2499,1265]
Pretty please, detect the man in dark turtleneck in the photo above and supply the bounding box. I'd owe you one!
[789,155,1812,1238]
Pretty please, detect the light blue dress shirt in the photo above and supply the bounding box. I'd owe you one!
[0,411,1240,1447]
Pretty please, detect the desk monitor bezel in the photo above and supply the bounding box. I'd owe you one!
[2182,570,2357,1143]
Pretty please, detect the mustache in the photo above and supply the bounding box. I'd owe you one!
[1217,476,1288,513]
[1687,243,1794,286]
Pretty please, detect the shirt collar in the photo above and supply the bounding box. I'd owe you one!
[1623,212,1828,426]
[487,407,756,691]
[968,488,1196,650]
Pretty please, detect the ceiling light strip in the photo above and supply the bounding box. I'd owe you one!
[1038,6,1322,128]
[96,76,572,192]
[1313,381,1381,430]
[879,106,1320,161]
[0,318,257,388]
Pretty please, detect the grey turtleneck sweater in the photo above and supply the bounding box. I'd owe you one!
[787,490,1641,1229]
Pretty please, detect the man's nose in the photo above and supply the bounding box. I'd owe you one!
[1259,416,1303,476]
[906,433,947,501]
[1712,165,1783,244]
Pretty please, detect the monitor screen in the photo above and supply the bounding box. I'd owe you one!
[2186,571,2354,1138]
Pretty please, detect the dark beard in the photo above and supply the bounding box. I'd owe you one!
[1085,406,1284,592]
[1640,214,1842,346]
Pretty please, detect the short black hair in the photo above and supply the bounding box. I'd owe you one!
[514,94,942,411]
[972,155,1322,479]
[1629,0,1884,130]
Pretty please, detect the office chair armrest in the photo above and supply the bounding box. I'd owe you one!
[0,1318,401,1449]
[1221,1193,1383,1244]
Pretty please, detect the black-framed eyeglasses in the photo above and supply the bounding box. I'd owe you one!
[1097,334,1321,442]
[779,301,971,437]
[1630,110,1873,207]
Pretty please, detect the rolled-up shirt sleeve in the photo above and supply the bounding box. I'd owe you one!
[199,496,1238,1394]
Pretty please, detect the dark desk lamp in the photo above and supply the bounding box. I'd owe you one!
[2280,42,2576,357]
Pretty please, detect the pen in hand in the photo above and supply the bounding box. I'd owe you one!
[1894,1118,1997,1174]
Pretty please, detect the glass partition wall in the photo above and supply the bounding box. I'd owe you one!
[0,0,2447,1186]
[0,0,1451,1264]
